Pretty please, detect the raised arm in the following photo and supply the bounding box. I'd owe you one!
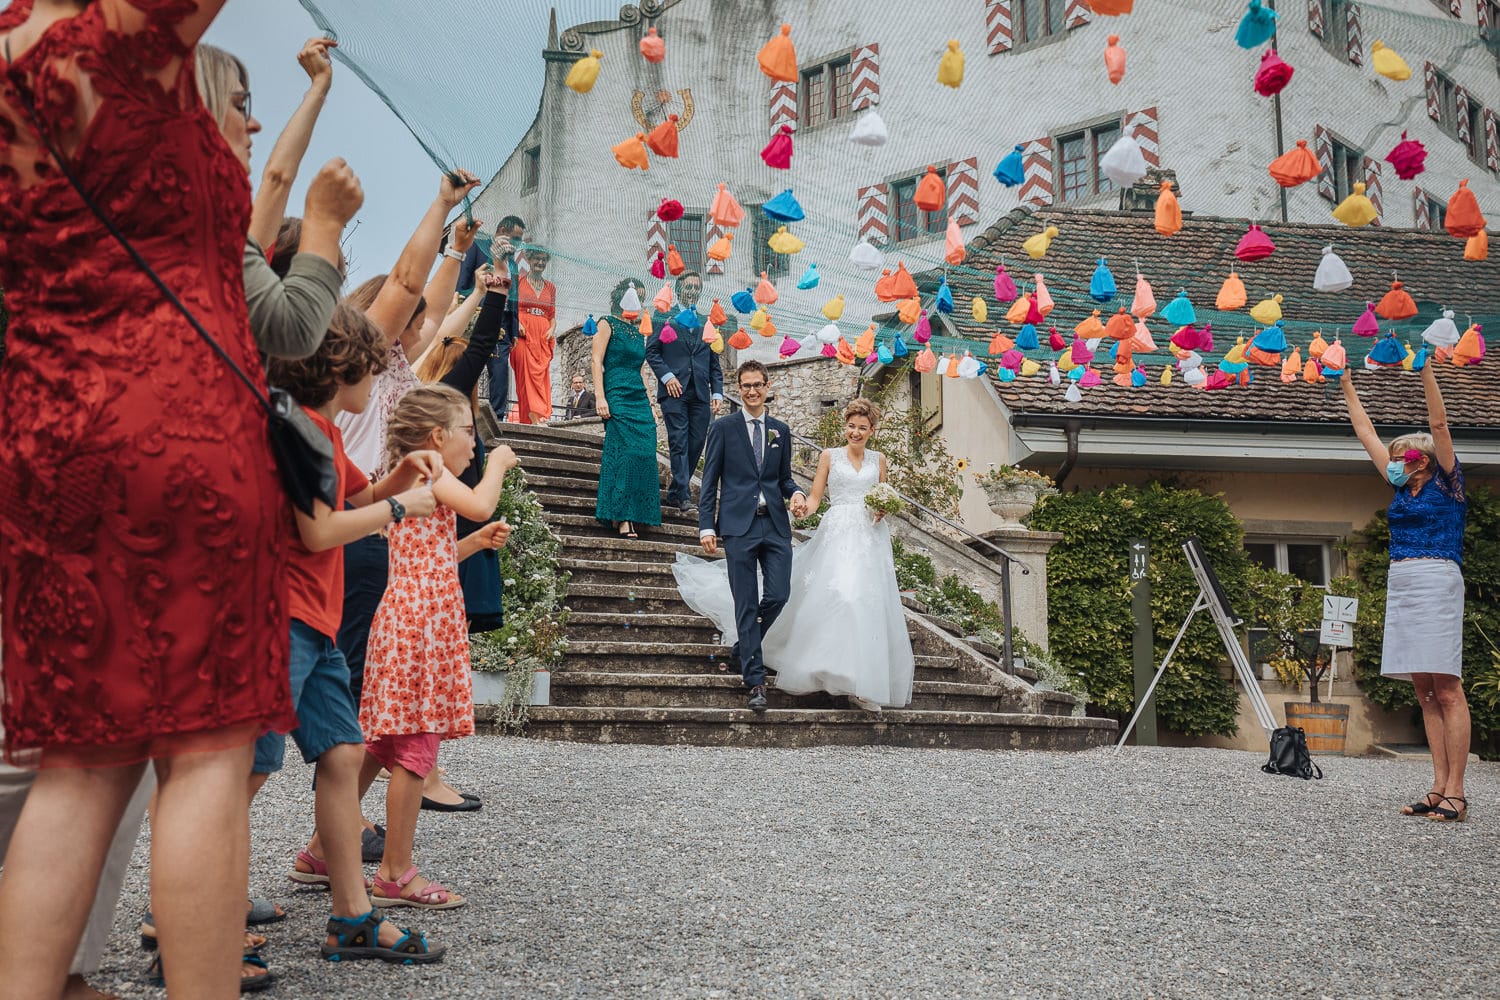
[1423,362,1457,473]
[440,275,512,396]
[366,171,481,347]
[591,318,614,421]
[407,217,482,363]
[431,445,519,522]
[1341,373,1389,475]
[248,37,335,249]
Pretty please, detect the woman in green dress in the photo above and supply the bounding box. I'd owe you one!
[594,278,662,538]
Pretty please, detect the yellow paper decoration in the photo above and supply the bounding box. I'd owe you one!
[972,297,988,323]
[749,307,768,330]
[1023,225,1059,260]
[1225,337,1247,364]
[1020,358,1042,377]
[1160,366,1172,385]
[565,50,603,93]
[937,39,965,88]
[767,225,804,255]
[1249,293,1284,325]
[1371,41,1411,81]
[822,294,845,321]
[1332,182,1378,226]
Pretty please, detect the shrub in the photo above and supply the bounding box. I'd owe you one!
[1028,482,1244,736]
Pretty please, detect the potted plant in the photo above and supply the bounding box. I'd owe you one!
[973,464,1057,527]
[1247,566,1350,755]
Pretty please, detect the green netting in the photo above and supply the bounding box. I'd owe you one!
[296,0,1499,369]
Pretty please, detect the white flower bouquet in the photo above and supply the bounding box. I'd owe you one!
[864,482,905,517]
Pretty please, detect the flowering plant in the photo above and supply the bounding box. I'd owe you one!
[973,464,1057,493]
[864,482,905,516]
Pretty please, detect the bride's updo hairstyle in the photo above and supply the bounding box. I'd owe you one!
[844,397,881,428]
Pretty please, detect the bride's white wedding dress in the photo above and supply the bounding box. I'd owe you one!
[673,447,915,707]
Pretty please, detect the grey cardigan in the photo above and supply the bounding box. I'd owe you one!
[243,237,342,360]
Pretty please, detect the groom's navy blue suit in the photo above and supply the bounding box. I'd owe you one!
[699,410,801,691]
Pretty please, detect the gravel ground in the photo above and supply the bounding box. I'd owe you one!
[87,739,1500,1000]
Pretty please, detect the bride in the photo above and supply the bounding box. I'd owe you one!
[673,398,915,710]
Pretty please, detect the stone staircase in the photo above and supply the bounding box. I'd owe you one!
[487,421,1116,751]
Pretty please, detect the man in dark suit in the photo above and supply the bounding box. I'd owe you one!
[564,372,596,419]
[698,361,808,712]
[645,271,723,513]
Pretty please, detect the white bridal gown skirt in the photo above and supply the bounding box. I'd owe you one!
[673,502,915,707]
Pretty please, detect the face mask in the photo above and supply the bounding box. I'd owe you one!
[1386,461,1411,487]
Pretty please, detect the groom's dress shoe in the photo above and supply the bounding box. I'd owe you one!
[748,685,768,712]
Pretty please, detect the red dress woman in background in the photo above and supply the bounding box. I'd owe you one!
[508,248,556,423]
[0,1,294,994]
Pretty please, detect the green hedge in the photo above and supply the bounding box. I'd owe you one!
[1349,486,1500,759]
[1028,482,1245,736]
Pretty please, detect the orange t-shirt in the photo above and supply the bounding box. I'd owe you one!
[287,407,370,639]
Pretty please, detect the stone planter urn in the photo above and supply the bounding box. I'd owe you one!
[979,480,1047,528]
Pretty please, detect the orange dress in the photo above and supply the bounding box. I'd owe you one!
[509,276,556,423]
[359,504,473,739]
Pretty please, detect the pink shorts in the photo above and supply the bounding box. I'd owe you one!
[365,733,441,778]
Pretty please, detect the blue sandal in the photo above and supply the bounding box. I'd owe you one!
[322,910,447,965]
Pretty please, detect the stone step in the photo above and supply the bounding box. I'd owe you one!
[545,512,702,542]
[559,557,681,585]
[556,535,707,562]
[558,642,964,684]
[563,582,693,615]
[516,455,604,480]
[505,705,1118,751]
[507,441,605,463]
[491,423,606,449]
[535,492,699,526]
[548,671,1016,713]
[565,611,722,644]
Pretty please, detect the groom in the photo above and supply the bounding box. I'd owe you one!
[698,361,808,712]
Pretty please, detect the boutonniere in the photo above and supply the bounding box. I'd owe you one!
[766,429,780,446]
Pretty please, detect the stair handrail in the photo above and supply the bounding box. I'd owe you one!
[720,393,1024,674]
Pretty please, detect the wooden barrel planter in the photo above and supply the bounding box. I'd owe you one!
[1285,702,1350,756]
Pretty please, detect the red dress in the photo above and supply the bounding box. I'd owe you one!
[0,1,295,765]
[509,276,555,424]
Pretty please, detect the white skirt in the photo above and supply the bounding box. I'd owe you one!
[1381,559,1465,681]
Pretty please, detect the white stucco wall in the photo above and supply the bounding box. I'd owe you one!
[471,0,1500,410]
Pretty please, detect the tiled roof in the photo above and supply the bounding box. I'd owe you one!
[922,203,1500,431]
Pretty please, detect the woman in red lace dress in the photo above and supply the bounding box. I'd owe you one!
[0,1,296,995]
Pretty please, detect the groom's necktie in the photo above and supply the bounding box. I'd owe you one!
[752,418,764,469]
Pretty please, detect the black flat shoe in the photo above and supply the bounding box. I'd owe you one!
[420,795,483,813]
[747,685,768,713]
[1429,796,1468,823]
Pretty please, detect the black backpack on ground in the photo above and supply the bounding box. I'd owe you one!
[1262,725,1324,780]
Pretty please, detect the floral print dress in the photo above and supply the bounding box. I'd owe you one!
[360,504,474,739]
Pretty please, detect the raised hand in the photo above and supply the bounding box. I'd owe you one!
[491,444,519,473]
[297,37,336,90]
[440,169,481,208]
[396,449,444,485]
[472,520,511,550]
[400,483,437,519]
[304,157,363,227]
[451,216,482,253]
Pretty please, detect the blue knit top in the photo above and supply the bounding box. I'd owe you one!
[1388,458,1467,565]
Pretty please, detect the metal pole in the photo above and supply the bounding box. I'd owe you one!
[1000,559,1015,674]
[1130,539,1157,746]
[1117,593,1208,748]
[1268,0,1289,223]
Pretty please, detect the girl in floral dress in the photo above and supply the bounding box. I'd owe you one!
[361,385,516,908]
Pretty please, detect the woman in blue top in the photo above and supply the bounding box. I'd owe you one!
[1343,362,1469,822]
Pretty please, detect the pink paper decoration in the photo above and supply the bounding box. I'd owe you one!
[657,198,684,221]
[1048,327,1066,351]
[779,336,801,357]
[1079,368,1103,387]
[760,124,794,169]
[1070,336,1095,364]
[993,265,1018,302]
[1001,348,1025,370]
[1352,302,1380,337]
[1235,223,1276,261]
[914,311,932,344]
[1385,132,1427,181]
[649,251,666,279]
[820,343,838,358]
[1025,296,1044,325]
[1253,49,1294,97]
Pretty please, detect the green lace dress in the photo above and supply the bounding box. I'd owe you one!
[595,320,663,526]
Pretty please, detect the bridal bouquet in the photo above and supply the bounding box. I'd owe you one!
[864,482,905,517]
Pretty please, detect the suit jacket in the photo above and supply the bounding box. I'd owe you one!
[644,310,724,404]
[564,389,596,419]
[699,413,799,539]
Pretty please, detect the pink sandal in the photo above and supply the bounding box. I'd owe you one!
[371,866,466,911]
[287,850,372,890]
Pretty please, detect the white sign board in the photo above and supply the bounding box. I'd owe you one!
[1320,618,1354,648]
[1323,595,1359,623]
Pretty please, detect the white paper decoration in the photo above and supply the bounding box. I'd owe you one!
[849,109,890,147]
[1100,135,1148,187]
[1313,246,1353,293]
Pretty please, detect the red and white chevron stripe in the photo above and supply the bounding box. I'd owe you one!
[850,43,880,110]
[1064,0,1092,28]
[1362,156,1383,225]
[1425,62,1441,121]
[946,157,980,226]
[985,0,1014,54]
[1345,3,1363,65]
[1313,125,1336,203]
[1449,0,1462,17]
[1485,108,1500,171]
[1457,86,1473,150]
[857,183,890,244]
[1412,189,1432,231]
[1307,0,1324,38]
[1017,137,1055,206]
[1125,106,1160,167]
[646,214,668,258]
[1483,0,1494,31]
[704,219,727,275]
[768,81,797,133]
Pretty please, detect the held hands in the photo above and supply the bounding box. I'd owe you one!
[304,158,364,227]
[398,484,437,519]
[297,37,336,90]
[790,493,809,519]
[478,265,511,295]
[439,169,481,208]
[701,535,719,556]
[451,216,482,253]
[472,520,511,550]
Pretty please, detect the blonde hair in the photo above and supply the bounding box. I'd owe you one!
[386,384,469,471]
[844,397,881,429]
[414,337,481,410]
[1389,432,1437,465]
[195,44,249,130]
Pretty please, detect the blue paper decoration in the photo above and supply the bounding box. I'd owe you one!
[936,277,954,314]
[730,287,756,313]
[1130,368,1146,387]
[1218,359,1248,375]
[1413,348,1429,370]
[796,263,820,289]
[1015,323,1040,351]
[1235,0,1278,49]
[763,188,805,222]
[1368,332,1405,365]
[892,332,909,357]
[1161,291,1197,326]
[998,366,1015,382]
[582,314,598,336]
[1089,258,1117,303]
[993,144,1025,187]
[675,307,701,329]
[1251,322,1288,352]
[877,343,894,364]
[975,362,989,378]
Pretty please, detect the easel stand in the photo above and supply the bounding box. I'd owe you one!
[1117,542,1278,748]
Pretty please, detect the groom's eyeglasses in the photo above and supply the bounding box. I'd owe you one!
[739,381,767,392]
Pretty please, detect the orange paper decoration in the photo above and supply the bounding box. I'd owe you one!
[754,271,779,305]
[639,26,665,63]
[914,166,946,212]
[1280,347,1302,382]
[1075,310,1106,339]
[706,232,734,262]
[760,316,778,339]
[1104,308,1135,341]
[943,354,961,379]
[708,299,727,326]
[1268,139,1322,188]
[1104,35,1126,85]
[854,324,876,356]
[1302,358,1325,383]
[1034,274,1055,317]
[665,244,686,275]
[1445,179,1486,238]
[1376,279,1417,320]
[1005,295,1030,325]
[1215,271,1247,311]
[914,346,938,373]
[612,133,650,170]
[897,297,921,324]
[709,183,745,227]
[1309,331,1328,359]
[728,328,753,350]
[1154,181,1181,236]
[1466,229,1489,261]
[646,114,680,157]
[757,24,798,82]
[890,262,919,299]
[944,217,966,265]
